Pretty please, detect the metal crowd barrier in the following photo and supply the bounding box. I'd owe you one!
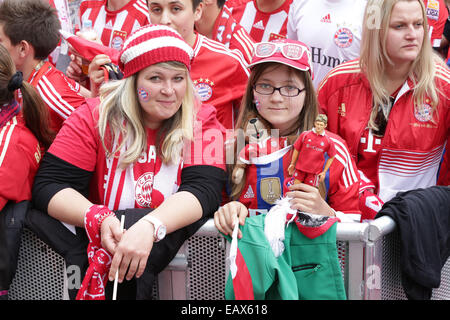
[8,217,450,300]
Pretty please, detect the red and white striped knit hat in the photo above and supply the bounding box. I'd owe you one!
[119,24,194,78]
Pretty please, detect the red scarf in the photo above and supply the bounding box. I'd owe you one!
[0,100,20,128]
[76,205,115,300]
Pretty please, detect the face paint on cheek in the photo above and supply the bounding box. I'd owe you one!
[137,87,150,102]
[253,98,261,110]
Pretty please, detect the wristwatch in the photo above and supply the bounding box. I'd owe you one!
[142,215,166,242]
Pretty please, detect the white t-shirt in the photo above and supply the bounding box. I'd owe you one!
[287,0,367,88]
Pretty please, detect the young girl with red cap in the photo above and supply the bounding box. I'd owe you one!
[215,38,361,238]
[214,38,359,300]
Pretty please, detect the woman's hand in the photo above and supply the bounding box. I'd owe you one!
[100,215,124,255]
[285,183,335,216]
[214,201,249,239]
[107,219,154,283]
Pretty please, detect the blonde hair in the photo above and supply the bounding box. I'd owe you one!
[97,61,196,168]
[360,0,444,130]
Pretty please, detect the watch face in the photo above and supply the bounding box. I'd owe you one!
[156,225,167,241]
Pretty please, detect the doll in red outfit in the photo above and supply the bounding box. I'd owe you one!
[287,114,336,188]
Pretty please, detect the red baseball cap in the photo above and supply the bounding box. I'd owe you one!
[249,38,314,80]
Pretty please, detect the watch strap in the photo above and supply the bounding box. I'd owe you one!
[142,215,166,242]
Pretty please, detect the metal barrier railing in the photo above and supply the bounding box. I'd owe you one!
[8,217,450,300]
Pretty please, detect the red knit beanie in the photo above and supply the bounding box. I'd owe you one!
[119,24,194,78]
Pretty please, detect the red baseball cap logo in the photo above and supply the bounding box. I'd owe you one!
[250,39,314,80]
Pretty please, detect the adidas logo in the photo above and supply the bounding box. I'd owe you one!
[244,185,255,199]
[320,13,331,23]
[253,20,265,30]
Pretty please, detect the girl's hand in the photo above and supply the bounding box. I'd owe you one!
[286,183,335,216]
[214,201,249,239]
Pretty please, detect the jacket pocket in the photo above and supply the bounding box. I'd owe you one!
[292,263,321,274]
[293,262,342,300]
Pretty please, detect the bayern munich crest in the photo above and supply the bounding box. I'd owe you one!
[415,102,433,122]
[194,78,214,102]
[334,27,353,48]
[111,36,124,50]
[111,30,127,50]
[135,172,154,207]
[137,87,149,101]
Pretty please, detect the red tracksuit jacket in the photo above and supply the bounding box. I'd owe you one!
[318,59,450,202]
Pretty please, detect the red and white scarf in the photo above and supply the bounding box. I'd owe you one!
[102,132,182,211]
[76,205,115,300]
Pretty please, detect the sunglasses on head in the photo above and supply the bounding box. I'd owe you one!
[254,42,308,61]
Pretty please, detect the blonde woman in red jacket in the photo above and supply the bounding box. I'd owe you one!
[318,0,449,216]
